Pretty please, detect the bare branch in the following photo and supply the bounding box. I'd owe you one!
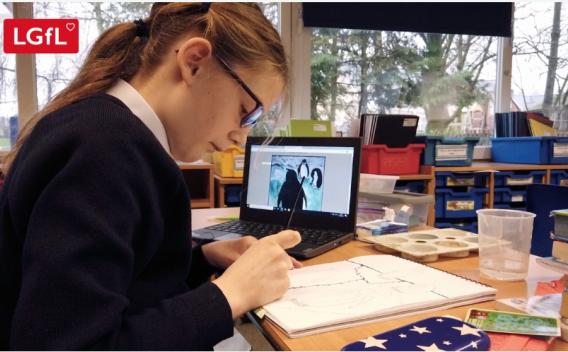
[0,66,16,74]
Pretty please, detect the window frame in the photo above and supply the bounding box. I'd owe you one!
[1,3,36,159]
[9,3,513,147]
[13,3,37,127]
[290,4,513,124]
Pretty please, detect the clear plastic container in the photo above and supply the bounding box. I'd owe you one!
[359,191,434,227]
[394,205,411,225]
[477,209,536,281]
[359,174,399,194]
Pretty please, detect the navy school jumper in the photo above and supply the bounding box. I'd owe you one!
[0,94,233,350]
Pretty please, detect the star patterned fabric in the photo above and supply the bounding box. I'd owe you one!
[341,317,489,351]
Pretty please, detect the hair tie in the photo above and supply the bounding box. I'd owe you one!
[133,19,149,38]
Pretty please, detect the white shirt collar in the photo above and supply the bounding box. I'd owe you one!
[107,79,171,154]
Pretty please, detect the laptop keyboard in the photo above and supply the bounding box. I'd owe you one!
[207,221,347,245]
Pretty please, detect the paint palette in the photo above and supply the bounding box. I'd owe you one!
[369,228,480,262]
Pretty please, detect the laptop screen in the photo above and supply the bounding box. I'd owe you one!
[240,137,361,232]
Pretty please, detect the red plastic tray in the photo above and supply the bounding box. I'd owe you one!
[361,144,425,175]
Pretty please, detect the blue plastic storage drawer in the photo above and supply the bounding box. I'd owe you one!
[493,188,527,203]
[435,171,488,188]
[493,170,545,187]
[550,137,568,164]
[395,180,425,193]
[435,188,488,219]
[551,170,568,186]
[225,184,242,206]
[493,203,527,211]
[423,136,479,166]
[492,137,548,164]
[492,136,568,164]
[435,221,478,233]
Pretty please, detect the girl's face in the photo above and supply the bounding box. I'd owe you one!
[161,38,284,162]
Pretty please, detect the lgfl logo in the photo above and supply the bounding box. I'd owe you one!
[3,19,79,54]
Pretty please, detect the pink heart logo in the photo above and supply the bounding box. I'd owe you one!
[66,22,76,31]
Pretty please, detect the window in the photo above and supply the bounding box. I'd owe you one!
[30,2,281,136]
[310,28,498,138]
[251,3,284,137]
[260,3,279,30]
[0,3,18,151]
[33,2,151,109]
[513,3,568,135]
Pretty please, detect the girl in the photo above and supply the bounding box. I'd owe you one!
[0,3,301,350]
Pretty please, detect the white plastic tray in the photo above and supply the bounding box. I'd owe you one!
[368,228,480,262]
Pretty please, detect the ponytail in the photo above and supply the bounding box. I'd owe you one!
[3,21,145,173]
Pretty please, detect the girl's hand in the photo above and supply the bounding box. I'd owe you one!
[212,230,302,319]
[202,235,303,270]
[202,236,256,269]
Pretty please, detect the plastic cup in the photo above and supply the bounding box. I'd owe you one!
[476,209,536,281]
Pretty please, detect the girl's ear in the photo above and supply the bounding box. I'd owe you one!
[176,37,213,85]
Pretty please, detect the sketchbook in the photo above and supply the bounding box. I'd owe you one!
[262,254,496,338]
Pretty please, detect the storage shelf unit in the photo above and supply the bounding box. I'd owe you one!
[423,162,568,227]
[214,175,243,208]
[178,162,215,209]
[210,170,435,209]
[202,162,568,227]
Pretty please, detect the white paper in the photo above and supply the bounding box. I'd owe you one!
[498,294,561,318]
[233,156,244,170]
[263,255,496,337]
[435,144,468,161]
[512,195,525,202]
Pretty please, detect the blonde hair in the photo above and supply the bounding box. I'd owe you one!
[4,2,288,174]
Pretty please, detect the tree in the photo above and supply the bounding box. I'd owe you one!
[513,3,568,131]
[415,33,494,132]
[543,2,561,116]
[311,28,344,121]
[259,3,278,28]
[311,28,495,133]
[32,2,151,107]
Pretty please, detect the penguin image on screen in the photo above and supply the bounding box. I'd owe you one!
[310,168,323,189]
[297,159,310,180]
[277,169,307,210]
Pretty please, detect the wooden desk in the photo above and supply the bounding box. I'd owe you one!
[192,208,568,351]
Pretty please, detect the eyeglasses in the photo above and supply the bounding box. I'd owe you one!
[175,49,264,128]
[215,56,264,128]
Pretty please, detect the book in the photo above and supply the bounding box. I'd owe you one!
[552,209,568,239]
[465,308,560,337]
[281,119,334,137]
[553,240,568,263]
[356,219,408,238]
[494,111,547,137]
[262,255,497,338]
[359,114,419,147]
[551,232,568,244]
[528,112,554,127]
[517,112,530,137]
[537,256,568,274]
[529,118,557,137]
[487,332,555,351]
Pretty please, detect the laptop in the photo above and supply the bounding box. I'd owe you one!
[193,137,362,259]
